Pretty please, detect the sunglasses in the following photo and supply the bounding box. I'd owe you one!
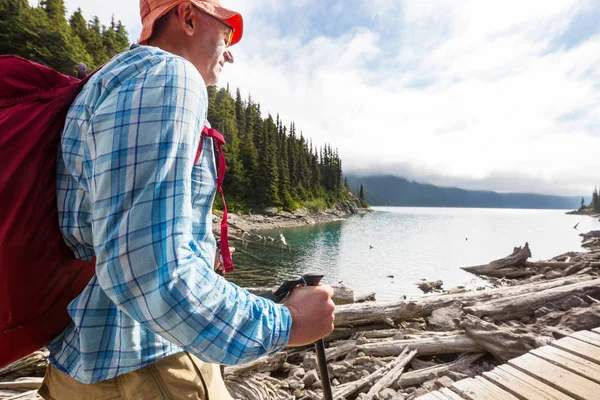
[196,7,234,47]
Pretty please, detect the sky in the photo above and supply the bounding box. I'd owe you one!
[33,0,600,196]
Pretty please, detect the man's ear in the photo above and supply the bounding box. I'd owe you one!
[175,2,196,37]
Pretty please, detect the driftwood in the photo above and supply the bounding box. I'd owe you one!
[396,353,485,388]
[333,348,415,399]
[357,333,483,357]
[223,352,287,376]
[460,315,552,362]
[334,275,591,328]
[364,349,418,399]
[461,242,533,278]
[463,278,600,321]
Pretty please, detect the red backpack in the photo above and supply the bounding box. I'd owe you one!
[0,55,233,368]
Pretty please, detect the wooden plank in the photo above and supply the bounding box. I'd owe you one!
[452,377,517,400]
[430,392,451,400]
[509,352,600,400]
[414,393,448,400]
[439,387,465,400]
[591,327,600,335]
[571,331,600,348]
[496,365,575,400]
[552,336,600,364]
[473,377,519,400]
[483,367,573,400]
[532,345,600,384]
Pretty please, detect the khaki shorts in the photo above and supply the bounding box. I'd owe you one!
[38,352,233,400]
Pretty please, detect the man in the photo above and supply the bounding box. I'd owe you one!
[38,1,335,398]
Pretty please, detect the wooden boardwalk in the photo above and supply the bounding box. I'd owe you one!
[416,328,600,400]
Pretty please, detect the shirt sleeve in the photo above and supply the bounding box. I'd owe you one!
[85,55,291,364]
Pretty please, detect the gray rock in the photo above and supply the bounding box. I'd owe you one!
[416,280,443,293]
[565,262,587,276]
[303,370,320,388]
[560,296,587,311]
[428,302,463,331]
[435,376,454,389]
[262,207,279,216]
[378,388,403,399]
[544,270,565,279]
[534,303,558,318]
[288,367,306,379]
[302,354,318,370]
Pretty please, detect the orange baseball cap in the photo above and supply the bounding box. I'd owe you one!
[139,0,243,46]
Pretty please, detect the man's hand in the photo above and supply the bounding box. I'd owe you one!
[285,285,335,346]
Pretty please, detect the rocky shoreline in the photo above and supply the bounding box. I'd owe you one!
[214,202,372,235]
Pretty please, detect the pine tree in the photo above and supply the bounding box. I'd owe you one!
[115,20,130,51]
[85,16,109,66]
[277,126,294,210]
[0,0,30,56]
[25,0,92,75]
[102,16,118,58]
[359,184,365,201]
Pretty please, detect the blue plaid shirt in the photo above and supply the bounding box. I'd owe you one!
[50,46,291,384]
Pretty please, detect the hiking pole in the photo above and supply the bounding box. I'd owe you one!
[259,273,334,400]
[302,274,334,400]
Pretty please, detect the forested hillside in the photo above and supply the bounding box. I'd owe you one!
[0,0,350,212]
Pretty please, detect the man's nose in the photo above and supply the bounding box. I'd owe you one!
[224,51,234,64]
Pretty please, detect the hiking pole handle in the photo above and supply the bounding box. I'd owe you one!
[302,274,334,400]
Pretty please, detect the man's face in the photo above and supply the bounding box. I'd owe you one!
[191,10,234,86]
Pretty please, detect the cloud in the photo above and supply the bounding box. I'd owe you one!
[33,0,600,196]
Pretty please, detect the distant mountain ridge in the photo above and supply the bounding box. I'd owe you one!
[347,175,583,210]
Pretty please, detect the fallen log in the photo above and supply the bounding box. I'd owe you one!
[395,353,485,388]
[364,349,418,399]
[0,378,43,391]
[535,303,600,334]
[334,275,591,328]
[463,278,600,321]
[461,243,533,278]
[224,352,287,377]
[333,348,414,400]
[225,374,291,400]
[357,333,484,357]
[460,315,552,362]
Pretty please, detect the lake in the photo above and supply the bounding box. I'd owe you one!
[227,207,600,302]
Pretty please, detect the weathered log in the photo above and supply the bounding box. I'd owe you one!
[535,303,600,333]
[0,350,48,382]
[333,348,413,400]
[463,278,600,321]
[225,373,291,400]
[223,352,287,376]
[0,378,43,391]
[460,315,552,362]
[357,333,483,357]
[1,389,41,399]
[334,275,591,328]
[461,243,533,278]
[364,349,417,399]
[395,353,484,388]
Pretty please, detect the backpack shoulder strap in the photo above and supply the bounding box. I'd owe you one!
[194,126,234,273]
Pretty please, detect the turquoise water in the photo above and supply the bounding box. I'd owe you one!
[226,207,600,302]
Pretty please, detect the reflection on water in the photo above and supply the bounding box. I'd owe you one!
[226,221,343,289]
